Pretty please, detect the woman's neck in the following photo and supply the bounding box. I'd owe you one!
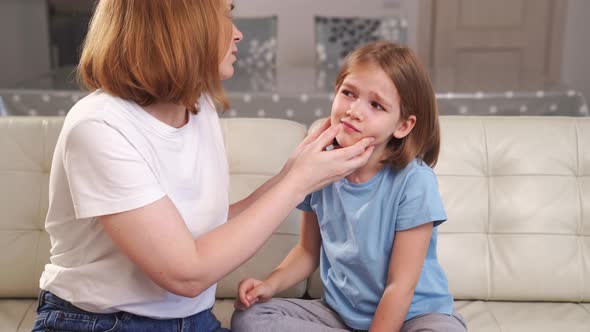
[143,102,188,128]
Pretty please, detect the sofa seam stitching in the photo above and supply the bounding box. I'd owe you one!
[32,119,48,294]
[38,118,48,226]
[16,300,36,330]
[575,120,585,302]
[482,119,492,300]
[484,301,503,332]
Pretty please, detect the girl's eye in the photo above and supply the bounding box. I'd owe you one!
[371,101,385,111]
[341,89,354,97]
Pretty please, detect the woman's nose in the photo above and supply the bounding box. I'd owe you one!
[233,24,243,42]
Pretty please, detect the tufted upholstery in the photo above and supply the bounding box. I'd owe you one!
[0,116,589,331]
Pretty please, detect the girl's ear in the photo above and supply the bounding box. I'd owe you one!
[393,115,416,139]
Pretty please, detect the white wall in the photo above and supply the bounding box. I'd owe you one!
[562,0,590,101]
[0,0,51,88]
[235,0,413,91]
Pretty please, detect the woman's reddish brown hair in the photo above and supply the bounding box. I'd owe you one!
[78,0,232,113]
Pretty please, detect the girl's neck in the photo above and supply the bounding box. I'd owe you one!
[345,147,387,184]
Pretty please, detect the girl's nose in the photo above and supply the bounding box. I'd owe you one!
[346,101,363,120]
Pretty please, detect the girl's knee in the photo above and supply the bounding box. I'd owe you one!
[231,307,266,332]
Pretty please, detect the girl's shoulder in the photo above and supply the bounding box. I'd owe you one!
[382,159,440,198]
[391,158,436,179]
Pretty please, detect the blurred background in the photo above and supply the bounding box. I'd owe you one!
[0,0,588,124]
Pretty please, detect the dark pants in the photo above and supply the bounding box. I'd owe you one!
[32,290,229,332]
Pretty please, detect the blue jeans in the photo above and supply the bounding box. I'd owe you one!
[32,290,230,332]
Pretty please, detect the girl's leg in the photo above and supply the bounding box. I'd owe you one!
[231,298,351,332]
[401,311,468,332]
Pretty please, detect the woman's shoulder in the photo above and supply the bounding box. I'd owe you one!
[65,90,133,125]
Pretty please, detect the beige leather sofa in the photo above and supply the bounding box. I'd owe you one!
[1,116,589,331]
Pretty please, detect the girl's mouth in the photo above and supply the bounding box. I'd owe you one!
[341,120,360,133]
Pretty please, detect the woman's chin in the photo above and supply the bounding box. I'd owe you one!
[219,67,235,81]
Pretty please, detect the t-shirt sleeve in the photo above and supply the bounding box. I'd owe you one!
[296,194,313,212]
[395,169,447,231]
[63,120,166,219]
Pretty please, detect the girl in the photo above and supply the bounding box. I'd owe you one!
[232,41,467,332]
[32,1,374,331]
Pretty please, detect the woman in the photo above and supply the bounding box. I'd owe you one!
[32,1,374,331]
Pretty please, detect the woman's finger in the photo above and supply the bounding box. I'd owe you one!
[302,119,331,145]
[346,145,375,169]
[309,123,341,151]
[331,137,375,160]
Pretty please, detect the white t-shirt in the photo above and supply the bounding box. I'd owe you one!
[39,90,229,319]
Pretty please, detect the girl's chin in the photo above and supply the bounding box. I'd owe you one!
[335,135,361,148]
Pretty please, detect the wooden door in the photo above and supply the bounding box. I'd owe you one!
[428,0,566,92]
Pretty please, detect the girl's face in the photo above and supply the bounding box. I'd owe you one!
[330,64,415,158]
[219,2,243,80]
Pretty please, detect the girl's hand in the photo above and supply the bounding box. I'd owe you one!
[285,122,375,194]
[234,278,275,311]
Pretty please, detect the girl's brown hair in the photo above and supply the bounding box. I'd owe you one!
[78,0,231,113]
[335,41,440,169]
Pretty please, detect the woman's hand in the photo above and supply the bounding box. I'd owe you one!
[284,121,375,195]
[234,278,275,311]
[280,119,331,177]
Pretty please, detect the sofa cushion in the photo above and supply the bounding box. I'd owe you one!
[456,301,590,332]
[3,116,590,332]
[0,299,38,332]
[0,118,60,298]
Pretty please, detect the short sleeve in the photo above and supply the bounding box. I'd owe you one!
[64,120,165,219]
[396,169,447,231]
[297,194,313,212]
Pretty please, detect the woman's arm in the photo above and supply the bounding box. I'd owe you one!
[228,119,329,219]
[369,222,433,332]
[227,172,285,219]
[99,123,374,298]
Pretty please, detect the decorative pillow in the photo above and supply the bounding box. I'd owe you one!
[314,16,407,91]
[223,16,278,92]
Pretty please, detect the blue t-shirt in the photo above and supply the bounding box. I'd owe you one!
[297,159,454,330]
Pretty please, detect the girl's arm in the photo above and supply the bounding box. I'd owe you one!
[369,222,434,332]
[236,210,322,308]
[263,211,322,294]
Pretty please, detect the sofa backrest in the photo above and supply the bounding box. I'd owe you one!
[1,116,589,303]
[306,116,590,302]
[0,116,307,300]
